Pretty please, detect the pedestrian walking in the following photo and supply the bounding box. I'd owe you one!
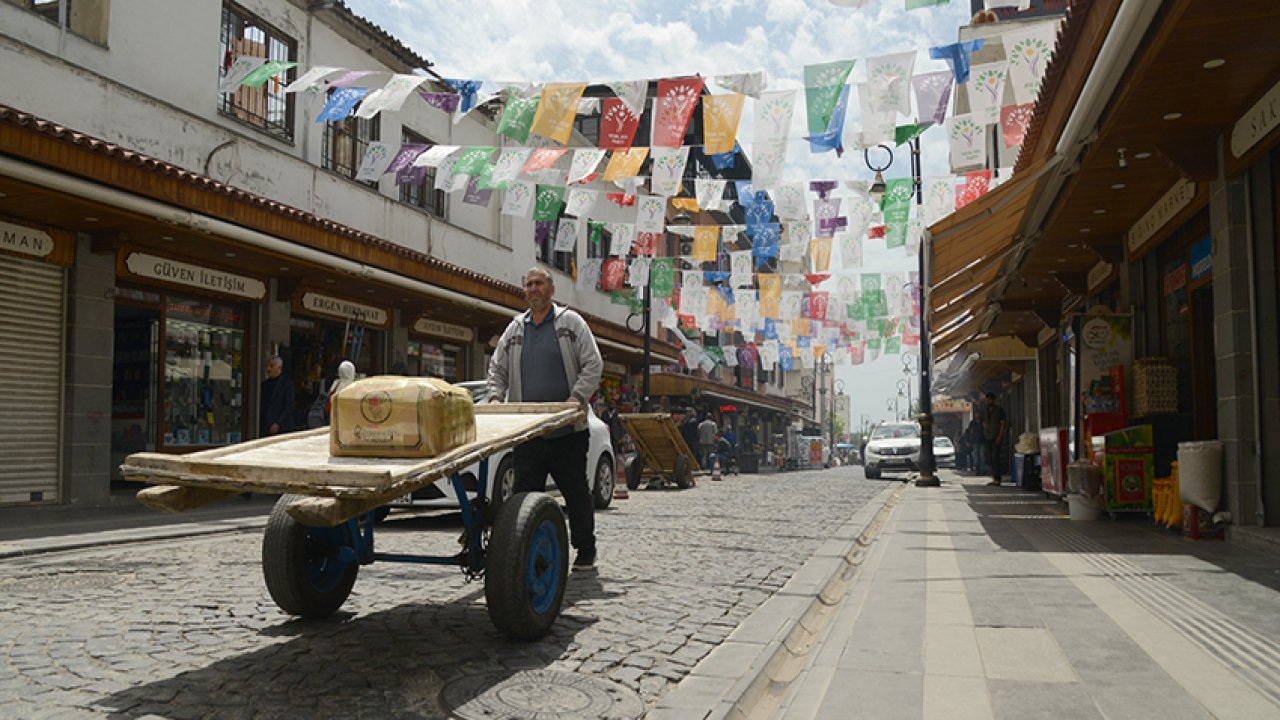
[983,393,1008,486]
[697,414,718,470]
[487,267,603,569]
[259,355,294,438]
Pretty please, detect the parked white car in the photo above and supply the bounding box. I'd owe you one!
[863,422,921,479]
[933,436,956,468]
[387,381,615,514]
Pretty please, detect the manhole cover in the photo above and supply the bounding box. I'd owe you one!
[441,669,644,720]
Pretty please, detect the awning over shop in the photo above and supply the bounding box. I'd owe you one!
[649,373,805,416]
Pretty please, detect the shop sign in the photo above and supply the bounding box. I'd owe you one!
[0,220,53,258]
[1189,236,1213,283]
[124,251,266,300]
[603,361,628,376]
[933,398,971,413]
[1231,76,1280,159]
[719,405,738,413]
[301,292,387,326]
[1162,264,1188,296]
[1127,179,1196,256]
[1078,313,1132,413]
[412,317,474,342]
[1087,261,1113,292]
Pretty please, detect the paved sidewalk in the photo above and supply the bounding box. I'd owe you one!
[768,473,1280,720]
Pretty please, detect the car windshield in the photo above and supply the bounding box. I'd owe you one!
[934,437,954,448]
[457,380,487,404]
[871,424,919,440]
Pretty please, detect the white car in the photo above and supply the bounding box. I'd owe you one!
[863,422,921,479]
[387,381,616,514]
[933,436,956,468]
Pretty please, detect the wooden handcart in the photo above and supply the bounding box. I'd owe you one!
[122,402,582,641]
[618,413,700,490]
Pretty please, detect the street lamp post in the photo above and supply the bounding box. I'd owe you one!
[626,286,653,412]
[867,139,938,487]
[833,379,845,451]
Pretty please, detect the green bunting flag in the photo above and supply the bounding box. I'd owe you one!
[239,60,297,88]
[803,60,856,136]
[497,95,540,143]
[650,258,675,300]
[453,146,496,176]
[881,178,914,249]
[533,185,566,222]
[895,123,932,146]
[905,0,950,10]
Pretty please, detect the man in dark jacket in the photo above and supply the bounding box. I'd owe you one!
[259,355,294,437]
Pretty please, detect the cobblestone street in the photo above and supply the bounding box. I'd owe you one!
[0,468,886,718]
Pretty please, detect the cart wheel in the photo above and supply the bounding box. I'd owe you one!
[485,492,568,641]
[673,455,693,489]
[592,454,615,509]
[624,455,643,490]
[262,494,359,620]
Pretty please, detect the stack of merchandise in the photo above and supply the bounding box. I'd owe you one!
[1133,357,1177,416]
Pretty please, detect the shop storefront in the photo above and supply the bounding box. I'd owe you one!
[109,250,264,478]
[407,316,473,383]
[0,218,73,505]
[289,290,388,424]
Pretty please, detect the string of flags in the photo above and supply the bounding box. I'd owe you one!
[216,12,1060,372]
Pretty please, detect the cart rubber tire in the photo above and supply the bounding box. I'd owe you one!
[865,466,881,479]
[624,455,643,490]
[262,494,358,620]
[485,492,568,641]
[673,455,693,489]
[592,454,615,509]
[487,455,517,518]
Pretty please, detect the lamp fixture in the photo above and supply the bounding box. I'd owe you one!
[224,252,236,258]
[1067,243,1080,249]
[1111,183,1127,190]
[1134,151,1152,160]
[1093,209,1106,215]
[279,266,290,272]
[1202,58,1225,69]
[84,216,99,222]
[1117,147,1127,168]
[1080,228,1092,233]
[161,235,173,241]
[1163,112,1183,121]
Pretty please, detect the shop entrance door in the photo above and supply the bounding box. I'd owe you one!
[111,303,160,480]
[1189,286,1217,440]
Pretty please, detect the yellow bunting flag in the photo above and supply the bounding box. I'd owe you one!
[603,147,649,181]
[692,226,719,263]
[759,274,781,318]
[702,93,746,154]
[671,197,700,213]
[792,318,811,339]
[531,82,587,144]
[809,236,833,273]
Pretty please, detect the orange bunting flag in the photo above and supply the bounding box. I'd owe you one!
[671,197,700,213]
[792,318,811,338]
[531,82,587,145]
[759,274,781,318]
[692,226,719,263]
[602,147,649,181]
[809,236,833,273]
[702,93,746,154]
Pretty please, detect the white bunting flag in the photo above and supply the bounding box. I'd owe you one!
[434,158,459,191]
[608,222,634,256]
[695,179,728,212]
[760,341,780,367]
[564,187,599,217]
[354,142,395,182]
[412,145,460,168]
[857,84,897,147]
[491,148,532,186]
[555,219,580,252]
[924,176,957,225]
[751,139,788,189]
[501,180,535,217]
[1003,21,1059,105]
[948,114,987,171]
[966,62,1008,126]
[636,195,667,233]
[865,51,917,117]
[578,258,601,293]
[785,222,811,247]
[219,56,267,94]
[629,256,651,288]
[716,70,769,98]
[722,344,739,367]
[755,89,797,142]
[650,146,690,197]
[356,74,428,118]
[567,148,607,185]
[730,251,754,287]
[840,235,863,270]
[607,80,648,117]
[283,66,341,93]
[774,183,810,222]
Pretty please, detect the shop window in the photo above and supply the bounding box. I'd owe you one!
[322,94,380,186]
[407,340,463,383]
[217,2,295,140]
[6,0,109,45]
[573,114,600,146]
[399,128,446,218]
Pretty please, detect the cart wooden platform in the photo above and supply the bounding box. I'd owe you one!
[618,413,699,490]
[122,402,582,641]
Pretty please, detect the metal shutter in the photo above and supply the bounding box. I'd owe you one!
[0,257,65,504]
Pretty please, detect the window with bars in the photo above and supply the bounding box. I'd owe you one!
[321,97,380,187]
[5,0,109,44]
[217,2,295,140]
[398,129,446,218]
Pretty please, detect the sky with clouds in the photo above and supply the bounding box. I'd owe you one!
[344,0,981,430]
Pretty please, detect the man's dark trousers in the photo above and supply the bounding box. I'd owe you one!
[986,439,1003,483]
[512,430,594,554]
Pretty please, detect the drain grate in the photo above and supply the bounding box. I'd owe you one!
[441,669,644,720]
